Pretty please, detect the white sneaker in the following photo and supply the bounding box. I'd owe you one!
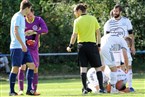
[18,90,23,95]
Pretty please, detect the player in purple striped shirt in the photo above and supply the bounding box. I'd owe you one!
[18,8,48,95]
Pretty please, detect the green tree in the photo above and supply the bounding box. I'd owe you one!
[1,0,144,74]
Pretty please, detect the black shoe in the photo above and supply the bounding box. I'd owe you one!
[99,89,106,93]
[82,88,88,95]
[9,92,18,96]
[86,88,92,93]
[26,90,35,95]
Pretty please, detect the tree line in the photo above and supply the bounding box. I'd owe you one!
[1,0,145,74]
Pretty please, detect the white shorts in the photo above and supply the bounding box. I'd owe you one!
[87,68,99,85]
[100,51,121,67]
[128,60,132,66]
[121,49,132,66]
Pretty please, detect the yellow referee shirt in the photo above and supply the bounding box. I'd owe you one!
[73,14,100,43]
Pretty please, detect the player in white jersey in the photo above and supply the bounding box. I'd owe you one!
[87,66,130,93]
[121,37,134,91]
[104,4,135,92]
[104,4,135,54]
[105,66,130,93]
[100,33,128,93]
[86,67,109,93]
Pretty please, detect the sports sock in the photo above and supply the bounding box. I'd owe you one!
[26,69,34,92]
[9,73,17,93]
[127,69,133,88]
[96,71,104,90]
[110,72,117,90]
[32,73,38,91]
[80,73,87,89]
[18,69,25,91]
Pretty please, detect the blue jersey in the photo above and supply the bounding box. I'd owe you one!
[10,11,26,49]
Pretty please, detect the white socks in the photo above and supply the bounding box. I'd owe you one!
[110,72,118,93]
[127,69,133,88]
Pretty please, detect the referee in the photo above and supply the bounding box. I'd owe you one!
[66,3,105,94]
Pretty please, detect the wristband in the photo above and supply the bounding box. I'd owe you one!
[98,44,101,47]
[68,44,73,48]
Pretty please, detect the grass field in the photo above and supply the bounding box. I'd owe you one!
[0,74,145,97]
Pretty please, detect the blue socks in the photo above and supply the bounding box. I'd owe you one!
[9,73,17,93]
[26,69,34,91]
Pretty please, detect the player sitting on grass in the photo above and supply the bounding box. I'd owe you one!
[86,66,131,93]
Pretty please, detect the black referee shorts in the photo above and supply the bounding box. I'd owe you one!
[78,42,102,68]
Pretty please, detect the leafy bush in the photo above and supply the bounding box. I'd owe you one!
[1,0,145,74]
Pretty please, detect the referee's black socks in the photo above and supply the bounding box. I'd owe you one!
[96,71,104,90]
[81,73,87,89]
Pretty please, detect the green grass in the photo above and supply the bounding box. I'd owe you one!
[0,75,145,97]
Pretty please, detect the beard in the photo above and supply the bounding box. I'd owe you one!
[113,14,120,18]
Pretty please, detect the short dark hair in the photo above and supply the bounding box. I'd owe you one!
[75,3,87,13]
[114,4,123,11]
[110,9,113,17]
[20,0,32,10]
[30,8,34,13]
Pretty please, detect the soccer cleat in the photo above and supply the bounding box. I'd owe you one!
[82,88,88,95]
[18,90,23,95]
[26,90,35,95]
[86,88,92,93]
[9,92,18,96]
[34,92,40,96]
[99,89,106,93]
[129,87,135,92]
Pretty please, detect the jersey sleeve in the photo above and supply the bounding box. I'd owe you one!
[14,15,21,27]
[95,18,100,30]
[126,18,133,30]
[104,20,110,35]
[35,17,48,34]
[73,19,78,34]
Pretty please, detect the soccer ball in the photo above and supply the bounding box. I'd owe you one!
[26,40,35,46]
